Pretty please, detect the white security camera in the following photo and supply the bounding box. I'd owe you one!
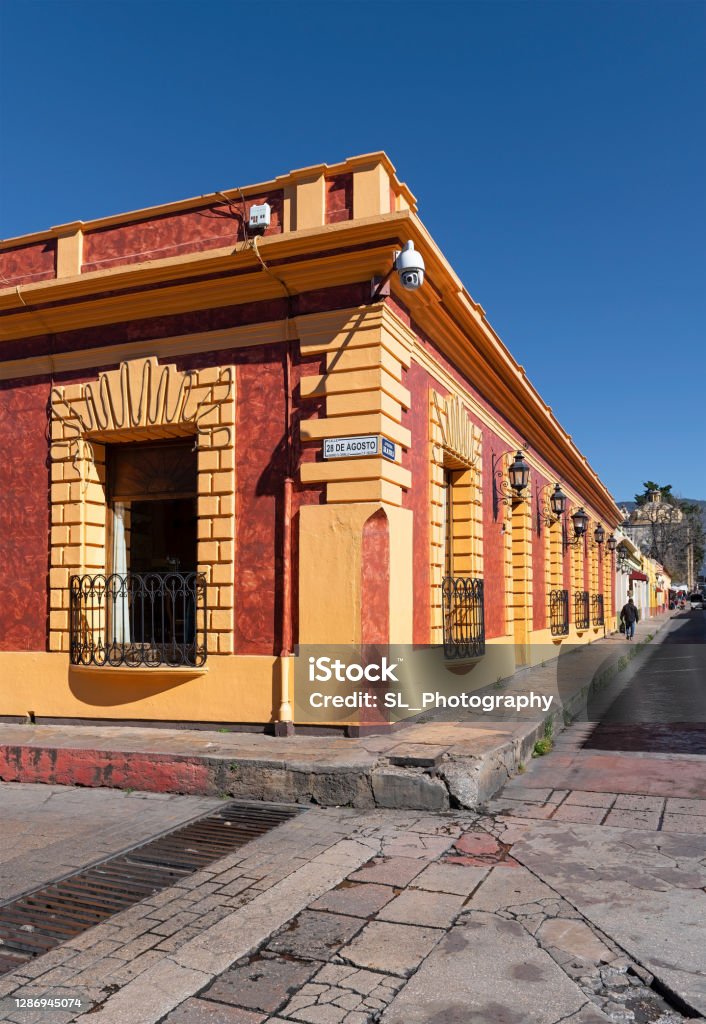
[394,241,425,291]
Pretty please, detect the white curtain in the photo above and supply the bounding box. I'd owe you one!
[112,502,130,645]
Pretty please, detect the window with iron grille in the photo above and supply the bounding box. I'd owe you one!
[592,592,604,626]
[574,590,590,630]
[549,588,569,636]
[70,572,208,667]
[441,577,485,659]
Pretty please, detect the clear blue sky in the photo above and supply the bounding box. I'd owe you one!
[1,0,704,502]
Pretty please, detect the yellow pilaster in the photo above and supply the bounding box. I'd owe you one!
[297,304,413,506]
[352,160,391,220]
[510,495,533,662]
[55,223,83,278]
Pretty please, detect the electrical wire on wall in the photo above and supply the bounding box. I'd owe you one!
[216,190,296,671]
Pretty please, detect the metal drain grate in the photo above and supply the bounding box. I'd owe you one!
[0,801,299,975]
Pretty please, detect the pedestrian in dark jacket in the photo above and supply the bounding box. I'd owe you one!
[620,597,639,639]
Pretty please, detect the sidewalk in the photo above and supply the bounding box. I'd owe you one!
[0,618,671,811]
[0,803,697,1024]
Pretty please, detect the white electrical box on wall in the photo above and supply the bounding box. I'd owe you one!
[248,203,271,232]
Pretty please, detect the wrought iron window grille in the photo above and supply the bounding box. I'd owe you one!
[441,577,485,660]
[549,588,569,636]
[574,590,590,631]
[70,572,207,668]
[592,593,605,626]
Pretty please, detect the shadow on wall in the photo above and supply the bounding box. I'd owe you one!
[68,665,209,707]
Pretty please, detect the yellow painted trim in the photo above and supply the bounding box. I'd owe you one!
[326,480,404,505]
[300,368,411,407]
[300,457,411,488]
[56,226,83,279]
[300,413,411,449]
[353,162,391,220]
[0,319,290,382]
[291,171,326,230]
[0,652,278,723]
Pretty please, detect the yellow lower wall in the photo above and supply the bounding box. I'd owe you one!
[0,652,278,724]
[298,502,413,646]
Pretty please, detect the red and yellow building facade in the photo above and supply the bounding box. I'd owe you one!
[0,153,622,728]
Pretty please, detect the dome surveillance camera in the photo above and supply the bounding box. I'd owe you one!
[394,241,425,291]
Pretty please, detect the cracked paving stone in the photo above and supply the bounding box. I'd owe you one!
[309,882,395,918]
[202,956,319,1013]
[453,831,505,857]
[347,857,426,887]
[338,921,442,977]
[463,864,556,912]
[536,920,613,964]
[161,998,267,1023]
[379,834,454,860]
[377,914,587,1023]
[265,911,364,962]
[376,888,466,928]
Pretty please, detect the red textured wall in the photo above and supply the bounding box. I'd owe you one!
[402,363,431,644]
[325,175,353,224]
[0,240,55,287]
[0,380,50,650]
[180,342,324,657]
[361,510,390,645]
[532,476,548,631]
[82,192,283,273]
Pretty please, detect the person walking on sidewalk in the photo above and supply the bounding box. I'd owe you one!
[620,596,640,640]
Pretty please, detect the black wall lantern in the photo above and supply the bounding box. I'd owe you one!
[593,523,605,546]
[607,534,618,553]
[564,505,589,548]
[537,482,567,532]
[550,484,567,519]
[508,451,530,494]
[493,448,530,519]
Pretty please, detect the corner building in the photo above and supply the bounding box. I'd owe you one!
[0,153,622,729]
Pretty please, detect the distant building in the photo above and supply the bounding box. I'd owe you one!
[621,490,683,555]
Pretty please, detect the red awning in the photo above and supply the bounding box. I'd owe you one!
[629,571,648,582]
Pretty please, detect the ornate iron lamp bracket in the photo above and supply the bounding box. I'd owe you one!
[492,446,530,521]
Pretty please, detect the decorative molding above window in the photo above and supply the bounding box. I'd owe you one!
[50,356,234,477]
[432,390,481,469]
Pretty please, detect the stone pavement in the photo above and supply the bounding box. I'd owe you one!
[0,617,669,812]
[477,719,706,1018]
[0,783,223,902]
[0,800,700,1024]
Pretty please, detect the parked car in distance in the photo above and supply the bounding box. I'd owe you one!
[689,593,704,610]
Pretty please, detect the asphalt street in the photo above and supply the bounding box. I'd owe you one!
[584,610,706,753]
